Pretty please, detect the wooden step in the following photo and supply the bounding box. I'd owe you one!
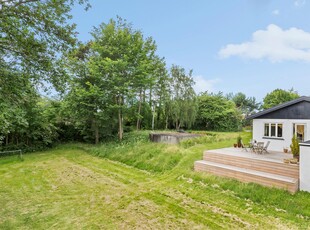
[194,160,299,193]
[203,151,299,179]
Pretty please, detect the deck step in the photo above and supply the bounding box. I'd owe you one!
[203,151,299,178]
[194,160,299,193]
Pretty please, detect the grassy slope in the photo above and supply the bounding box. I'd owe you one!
[0,132,309,229]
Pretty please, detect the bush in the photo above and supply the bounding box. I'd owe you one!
[290,135,300,156]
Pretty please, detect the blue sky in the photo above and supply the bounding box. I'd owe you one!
[71,0,310,102]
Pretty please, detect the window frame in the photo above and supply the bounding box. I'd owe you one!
[263,123,283,138]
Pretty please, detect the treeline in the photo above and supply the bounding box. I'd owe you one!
[0,1,300,151]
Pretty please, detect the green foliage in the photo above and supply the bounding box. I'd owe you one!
[0,67,59,151]
[227,92,260,115]
[263,88,299,109]
[237,135,242,145]
[195,92,242,131]
[0,0,90,92]
[227,92,260,126]
[0,0,89,150]
[290,135,300,156]
[169,65,198,129]
[64,17,163,141]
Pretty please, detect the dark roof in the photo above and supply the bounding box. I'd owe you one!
[247,96,310,120]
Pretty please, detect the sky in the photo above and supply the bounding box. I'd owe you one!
[71,0,310,102]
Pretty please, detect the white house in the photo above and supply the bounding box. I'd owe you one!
[247,96,310,152]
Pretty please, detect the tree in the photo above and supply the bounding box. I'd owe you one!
[0,69,58,149]
[63,42,116,144]
[227,92,260,116]
[88,17,160,140]
[263,89,299,109]
[195,92,241,131]
[64,18,162,141]
[169,65,197,129]
[0,0,90,91]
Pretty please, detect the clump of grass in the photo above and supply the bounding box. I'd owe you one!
[180,135,217,148]
[180,132,242,148]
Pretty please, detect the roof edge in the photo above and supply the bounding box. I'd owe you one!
[247,96,310,120]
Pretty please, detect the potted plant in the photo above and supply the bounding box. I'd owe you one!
[290,135,300,161]
[233,143,237,148]
[283,147,289,153]
[237,136,242,148]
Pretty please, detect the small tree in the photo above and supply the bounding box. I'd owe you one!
[290,135,300,157]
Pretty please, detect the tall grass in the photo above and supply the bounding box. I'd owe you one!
[85,131,248,173]
[85,131,186,172]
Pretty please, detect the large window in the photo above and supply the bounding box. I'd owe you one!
[264,123,283,138]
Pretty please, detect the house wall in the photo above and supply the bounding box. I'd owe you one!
[300,144,310,192]
[252,119,310,152]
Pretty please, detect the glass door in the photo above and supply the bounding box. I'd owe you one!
[293,124,306,142]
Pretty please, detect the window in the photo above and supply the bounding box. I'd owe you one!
[277,124,283,137]
[264,124,269,136]
[264,123,283,138]
[271,124,276,137]
[293,124,306,142]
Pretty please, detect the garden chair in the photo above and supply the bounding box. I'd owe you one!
[253,142,264,154]
[262,141,270,154]
[248,139,256,152]
[241,140,248,152]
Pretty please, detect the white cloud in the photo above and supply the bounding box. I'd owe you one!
[193,76,220,94]
[294,0,306,7]
[219,24,310,62]
[272,9,280,15]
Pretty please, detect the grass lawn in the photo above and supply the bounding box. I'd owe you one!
[1,131,310,229]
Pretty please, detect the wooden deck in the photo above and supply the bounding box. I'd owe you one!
[194,148,299,193]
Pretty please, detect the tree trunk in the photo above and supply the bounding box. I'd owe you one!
[118,96,123,140]
[151,105,156,130]
[6,134,8,145]
[136,90,142,130]
[92,119,99,144]
[165,116,168,130]
[95,122,99,145]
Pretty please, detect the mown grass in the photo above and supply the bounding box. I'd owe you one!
[1,131,310,229]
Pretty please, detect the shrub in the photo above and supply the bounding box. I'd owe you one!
[290,135,300,156]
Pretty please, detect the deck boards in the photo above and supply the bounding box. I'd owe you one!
[194,148,299,193]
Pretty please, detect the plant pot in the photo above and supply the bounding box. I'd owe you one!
[237,143,242,148]
[283,148,288,153]
[290,158,298,164]
[283,158,290,164]
[233,144,237,148]
[293,154,300,162]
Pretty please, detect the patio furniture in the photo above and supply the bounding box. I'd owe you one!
[262,141,270,153]
[241,140,248,152]
[248,140,256,152]
[253,142,264,154]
